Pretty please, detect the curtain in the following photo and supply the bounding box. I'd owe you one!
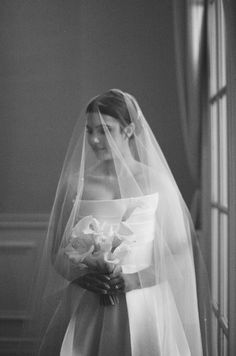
[172,2,210,355]
[172,0,207,227]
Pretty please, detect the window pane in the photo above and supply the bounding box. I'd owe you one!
[211,102,218,202]
[211,208,219,305]
[219,95,228,207]
[218,0,226,88]
[220,213,228,321]
[208,3,217,96]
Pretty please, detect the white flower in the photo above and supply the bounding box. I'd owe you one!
[64,215,136,272]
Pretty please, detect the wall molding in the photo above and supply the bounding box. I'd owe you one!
[0,213,49,230]
[0,311,31,321]
[0,241,37,250]
[0,214,48,355]
[0,336,36,356]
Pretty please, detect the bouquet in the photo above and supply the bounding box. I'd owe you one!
[64,215,136,305]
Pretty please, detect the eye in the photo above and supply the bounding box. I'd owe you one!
[99,125,112,135]
[98,127,106,135]
[86,127,93,135]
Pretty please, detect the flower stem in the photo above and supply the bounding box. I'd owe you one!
[100,294,119,306]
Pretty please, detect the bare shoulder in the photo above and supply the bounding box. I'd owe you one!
[132,161,159,192]
[135,162,157,178]
[66,173,80,199]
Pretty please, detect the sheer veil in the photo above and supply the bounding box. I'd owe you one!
[23,89,209,355]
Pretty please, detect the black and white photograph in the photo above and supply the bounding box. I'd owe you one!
[0,1,235,355]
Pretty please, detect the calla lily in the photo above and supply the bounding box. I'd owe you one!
[65,215,136,272]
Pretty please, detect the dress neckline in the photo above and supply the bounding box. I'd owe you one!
[79,192,159,204]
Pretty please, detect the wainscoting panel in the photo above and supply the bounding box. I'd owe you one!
[0,214,48,356]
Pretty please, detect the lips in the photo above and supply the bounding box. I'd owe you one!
[94,147,105,150]
[92,146,106,152]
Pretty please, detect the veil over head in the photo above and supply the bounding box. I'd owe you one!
[25,89,208,355]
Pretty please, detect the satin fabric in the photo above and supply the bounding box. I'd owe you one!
[59,194,194,356]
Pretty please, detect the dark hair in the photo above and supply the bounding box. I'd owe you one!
[86,89,132,128]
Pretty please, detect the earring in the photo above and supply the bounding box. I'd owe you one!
[125,128,132,138]
[124,123,135,138]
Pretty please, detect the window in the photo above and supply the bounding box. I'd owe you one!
[208,0,228,354]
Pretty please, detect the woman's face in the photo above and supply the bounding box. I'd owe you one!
[86,113,127,161]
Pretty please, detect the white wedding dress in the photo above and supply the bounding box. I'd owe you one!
[56,192,201,356]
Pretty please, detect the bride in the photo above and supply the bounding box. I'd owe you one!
[32,89,204,355]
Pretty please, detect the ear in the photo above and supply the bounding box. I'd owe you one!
[124,123,135,138]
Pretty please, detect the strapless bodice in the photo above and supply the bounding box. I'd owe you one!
[77,193,159,224]
[77,193,159,274]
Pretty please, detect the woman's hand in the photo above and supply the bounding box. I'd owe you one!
[75,272,112,294]
[74,269,142,295]
[108,270,141,294]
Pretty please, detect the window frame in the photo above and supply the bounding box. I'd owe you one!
[204,0,236,355]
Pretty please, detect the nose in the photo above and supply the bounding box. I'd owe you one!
[92,136,99,144]
[88,133,100,146]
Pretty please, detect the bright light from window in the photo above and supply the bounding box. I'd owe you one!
[189,3,204,72]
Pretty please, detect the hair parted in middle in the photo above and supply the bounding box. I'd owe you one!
[86,89,133,129]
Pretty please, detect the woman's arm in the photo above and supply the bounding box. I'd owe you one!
[104,264,156,295]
